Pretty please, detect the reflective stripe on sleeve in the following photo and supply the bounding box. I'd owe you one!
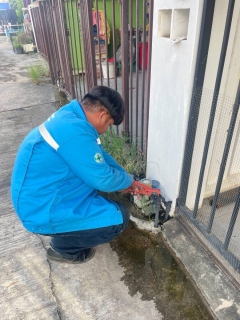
[38,123,59,151]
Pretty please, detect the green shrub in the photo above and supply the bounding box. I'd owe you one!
[101,126,146,177]
[12,39,22,49]
[12,38,23,54]
[17,32,33,45]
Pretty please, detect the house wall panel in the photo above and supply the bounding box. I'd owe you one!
[147,0,203,213]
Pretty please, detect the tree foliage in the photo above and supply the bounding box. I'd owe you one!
[9,0,24,23]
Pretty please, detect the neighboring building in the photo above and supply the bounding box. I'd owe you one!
[0,0,10,27]
[0,1,18,26]
[0,0,10,10]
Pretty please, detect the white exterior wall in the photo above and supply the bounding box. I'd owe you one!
[147,0,204,213]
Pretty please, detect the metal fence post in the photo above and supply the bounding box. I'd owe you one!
[120,0,129,136]
[79,0,97,92]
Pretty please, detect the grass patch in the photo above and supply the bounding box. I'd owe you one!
[27,64,50,84]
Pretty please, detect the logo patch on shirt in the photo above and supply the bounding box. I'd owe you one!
[94,153,103,163]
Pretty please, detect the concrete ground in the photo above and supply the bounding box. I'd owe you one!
[1,36,240,320]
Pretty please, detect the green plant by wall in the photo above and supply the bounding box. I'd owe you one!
[100,127,157,221]
[27,64,50,85]
[12,38,22,49]
[9,0,24,24]
[101,126,146,177]
[17,32,33,45]
[12,38,23,53]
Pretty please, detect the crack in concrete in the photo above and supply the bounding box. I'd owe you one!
[0,100,67,114]
[36,234,63,320]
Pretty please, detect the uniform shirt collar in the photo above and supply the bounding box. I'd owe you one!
[72,99,87,120]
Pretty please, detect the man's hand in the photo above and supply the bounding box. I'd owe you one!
[121,180,139,194]
[121,180,160,196]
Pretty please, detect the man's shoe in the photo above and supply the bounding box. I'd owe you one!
[47,247,95,264]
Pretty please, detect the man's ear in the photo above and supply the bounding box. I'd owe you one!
[99,111,107,122]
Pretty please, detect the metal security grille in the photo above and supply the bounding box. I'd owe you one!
[30,0,75,99]
[30,0,153,154]
[178,85,240,272]
[178,0,240,273]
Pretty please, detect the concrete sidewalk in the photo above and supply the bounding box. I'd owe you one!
[1,36,240,320]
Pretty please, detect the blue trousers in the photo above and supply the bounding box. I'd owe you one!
[48,201,129,259]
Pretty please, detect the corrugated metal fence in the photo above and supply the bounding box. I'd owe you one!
[29,0,153,154]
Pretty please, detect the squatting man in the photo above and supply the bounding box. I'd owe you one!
[11,86,138,263]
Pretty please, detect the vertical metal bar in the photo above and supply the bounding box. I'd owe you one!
[103,0,109,86]
[117,0,121,136]
[178,0,215,206]
[77,2,86,97]
[51,0,62,83]
[79,0,97,92]
[37,6,45,55]
[145,0,154,155]
[38,2,48,57]
[129,0,133,142]
[223,187,240,250]
[34,8,42,53]
[112,0,117,90]
[58,0,76,98]
[207,80,240,232]
[121,0,129,135]
[34,7,41,53]
[28,6,38,51]
[67,0,81,99]
[51,0,67,88]
[140,0,147,150]
[39,1,55,84]
[30,8,38,50]
[71,0,82,100]
[32,9,39,48]
[193,0,235,218]
[50,4,61,85]
[67,0,78,98]
[95,0,103,85]
[45,4,56,82]
[74,0,83,100]
[63,0,72,94]
[135,0,139,140]
[81,2,90,89]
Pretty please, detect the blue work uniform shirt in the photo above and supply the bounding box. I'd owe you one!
[11,100,133,234]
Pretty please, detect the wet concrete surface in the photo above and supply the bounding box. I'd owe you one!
[111,221,213,319]
[101,192,213,319]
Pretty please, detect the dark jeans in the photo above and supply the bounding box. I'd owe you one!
[47,201,129,259]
